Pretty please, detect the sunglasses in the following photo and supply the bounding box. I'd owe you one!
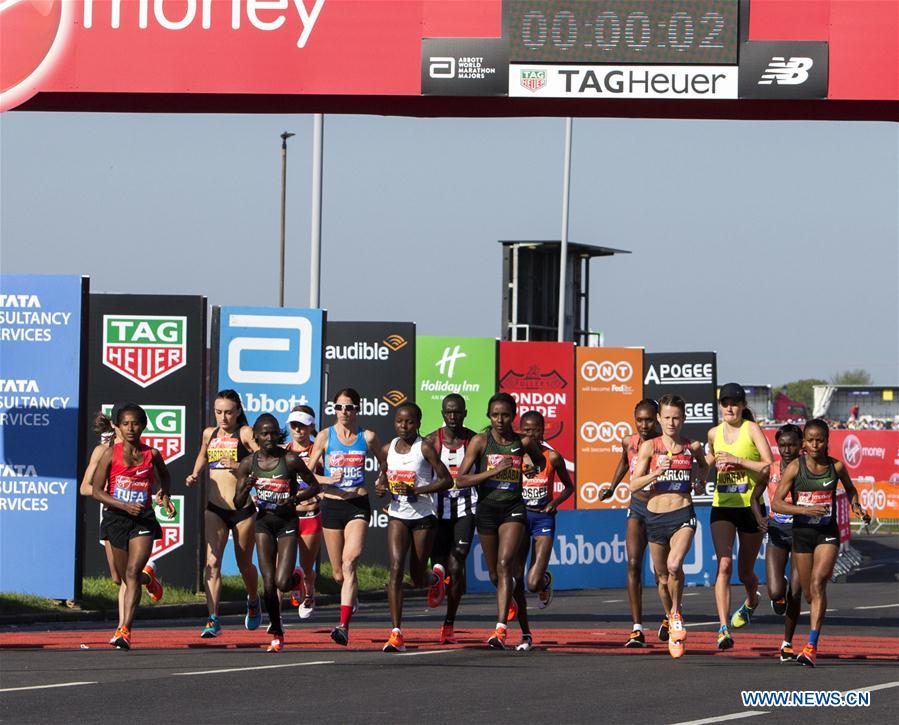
[334,404,358,412]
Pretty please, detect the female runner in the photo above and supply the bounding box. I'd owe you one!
[455,393,546,650]
[706,383,773,649]
[285,404,324,619]
[764,423,803,662]
[91,404,175,650]
[233,414,321,652]
[306,388,389,646]
[772,419,869,667]
[629,395,708,659]
[377,403,453,652]
[600,399,661,647]
[186,390,260,638]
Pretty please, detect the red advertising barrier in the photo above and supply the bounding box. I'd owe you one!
[765,429,899,483]
[498,341,575,510]
[836,490,851,543]
[575,347,644,509]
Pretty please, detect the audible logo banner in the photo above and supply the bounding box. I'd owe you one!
[576,348,644,510]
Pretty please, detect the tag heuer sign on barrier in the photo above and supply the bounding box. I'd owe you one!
[101,404,185,464]
[102,315,187,387]
[520,69,546,93]
[151,495,185,561]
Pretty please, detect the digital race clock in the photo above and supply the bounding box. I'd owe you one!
[503,0,739,65]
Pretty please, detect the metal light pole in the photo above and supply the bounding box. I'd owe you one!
[279,131,295,307]
[309,114,324,309]
[557,117,573,341]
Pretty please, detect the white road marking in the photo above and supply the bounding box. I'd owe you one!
[669,710,768,724]
[601,599,623,603]
[843,680,899,694]
[396,649,462,657]
[854,603,899,610]
[684,592,700,597]
[799,608,837,615]
[172,660,333,676]
[0,681,98,693]
[684,620,720,628]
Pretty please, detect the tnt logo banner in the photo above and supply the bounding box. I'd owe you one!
[101,404,185,464]
[103,315,186,388]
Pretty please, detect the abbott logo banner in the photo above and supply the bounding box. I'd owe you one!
[216,306,324,419]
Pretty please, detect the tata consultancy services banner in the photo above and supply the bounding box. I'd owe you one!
[576,347,644,510]
[498,341,575,510]
[214,306,325,425]
[0,274,85,598]
[416,336,496,436]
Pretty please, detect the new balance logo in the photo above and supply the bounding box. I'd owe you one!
[758,57,814,85]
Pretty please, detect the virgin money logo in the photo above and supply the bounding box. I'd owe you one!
[0,0,70,111]
[843,435,862,468]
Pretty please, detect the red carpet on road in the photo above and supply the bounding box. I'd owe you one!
[2,628,897,660]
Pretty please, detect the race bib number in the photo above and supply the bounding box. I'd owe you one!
[387,469,417,500]
[328,451,365,488]
[112,475,150,506]
[795,489,833,525]
[255,477,291,510]
[523,483,549,503]
[485,454,522,490]
[207,438,238,469]
[717,470,750,494]
[654,454,692,493]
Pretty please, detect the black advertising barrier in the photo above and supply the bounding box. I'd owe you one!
[82,294,206,590]
[322,322,416,566]
[643,351,719,443]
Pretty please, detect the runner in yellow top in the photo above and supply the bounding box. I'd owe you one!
[706,383,773,650]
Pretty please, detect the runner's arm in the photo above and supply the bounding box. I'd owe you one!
[232,457,256,509]
[374,442,390,496]
[287,452,322,503]
[152,448,176,516]
[456,434,506,488]
[91,447,139,515]
[714,422,773,474]
[413,440,453,495]
[601,438,631,500]
[771,460,826,518]
[365,429,389,491]
[79,445,107,496]
[834,460,870,522]
[545,449,574,512]
[240,424,260,453]
[628,440,666,492]
[186,426,213,485]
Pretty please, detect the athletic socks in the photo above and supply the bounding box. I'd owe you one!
[496,622,507,632]
[808,629,820,647]
[781,640,792,650]
[340,604,353,628]
[633,624,644,632]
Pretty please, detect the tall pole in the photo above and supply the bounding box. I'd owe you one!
[279,131,295,307]
[309,114,324,309]
[557,117,573,342]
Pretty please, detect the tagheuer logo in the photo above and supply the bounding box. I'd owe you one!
[103,315,187,387]
[520,69,546,93]
[102,403,186,464]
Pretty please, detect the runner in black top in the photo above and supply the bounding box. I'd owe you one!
[455,393,545,650]
[234,414,321,652]
[771,418,869,667]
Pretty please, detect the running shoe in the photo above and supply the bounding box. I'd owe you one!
[730,593,759,629]
[624,630,646,648]
[383,629,406,653]
[716,626,734,650]
[352,598,359,615]
[537,571,554,610]
[797,643,816,668]
[112,626,131,651]
[771,596,787,616]
[427,564,447,608]
[668,613,686,659]
[201,615,221,638]
[298,596,315,620]
[289,567,305,608]
[245,597,261,630]
[507,597,518,621]
[779,643,796,662]
[439,623,457,645]
[267,635,283,653]
[515,634,533,652]
[143,561,163,602]
[487,626,508,650]
[657,618,670,643]
[330,625,349,647]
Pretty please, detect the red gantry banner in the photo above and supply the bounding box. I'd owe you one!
[765,429,899,484]
[498,341,575,510]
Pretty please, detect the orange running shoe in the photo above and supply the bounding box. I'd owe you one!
[439,623,457,645]
[669,612,686,643]
[507,597,518,621]
[143,561,163,602]
[113,626,131,650]
[487,625,508,650]
[383,629,406,653]
[797,643,817,668]
[428,564,446,608]
[289,567,305,608]
[267,635,283,653]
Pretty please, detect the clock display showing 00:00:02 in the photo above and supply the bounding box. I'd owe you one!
[504,0,739,65]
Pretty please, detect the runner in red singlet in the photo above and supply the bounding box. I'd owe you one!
[91,404,175,650]
[600,399,661,647]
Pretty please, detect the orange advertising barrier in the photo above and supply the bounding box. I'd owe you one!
[575,347,644,509]
[857,480,899,520]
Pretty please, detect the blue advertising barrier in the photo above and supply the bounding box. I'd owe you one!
[0,274,85,598]
[214,306,325,423]
[466,507,767,594]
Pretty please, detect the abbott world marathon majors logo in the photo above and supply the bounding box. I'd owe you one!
[325,334,407,361]
[101,404,185,464]
[103,315,187,387]
[0,0,72,112]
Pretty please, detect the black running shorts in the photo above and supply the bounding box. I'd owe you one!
[321,495,372,529]
[432,514,476,560]
[792,523,840,554]
[476,498,526,535]
[100,509,163,551]
[646,505,697,545]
